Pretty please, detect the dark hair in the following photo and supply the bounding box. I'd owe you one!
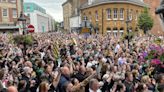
[63,81,72,92]
[91,65,96,71]
[18,80,26,91]
[116,83,124,91]
[156,74,164,83]
[157,83,164,92]
[71,78,77,85]
[125,72,132,79]
[0,69,4,80]
[136,83,145,92]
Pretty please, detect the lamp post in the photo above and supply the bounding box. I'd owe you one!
[18,11,26,35]
[84,16,87,28]
[126,9,130,48]
[17,11,26,56]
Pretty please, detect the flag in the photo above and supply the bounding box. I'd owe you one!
[71,38,77,46]
[53,42,59,60]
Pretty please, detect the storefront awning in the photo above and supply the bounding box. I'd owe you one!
[0,26,19,30]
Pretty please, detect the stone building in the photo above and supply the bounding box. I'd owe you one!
[62,1,72,32]
[81,0,148,36]
[62,0,87,32]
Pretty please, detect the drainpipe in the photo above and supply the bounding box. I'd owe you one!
[102,8,104,34]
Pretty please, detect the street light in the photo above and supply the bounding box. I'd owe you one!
[126,9,131,48]
[84,16,87,28]
[18,11,27,56]
[18,11,26,35]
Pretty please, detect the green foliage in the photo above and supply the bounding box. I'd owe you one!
[13,35,34,45]
[120,32,134,41]
[23,35,34,45]
[13,35,24,44]
[145,50,156,60]
[138,8,154,34]
[154,38,162,45]
[160,53,164,62]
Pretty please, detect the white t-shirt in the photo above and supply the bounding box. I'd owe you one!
[89,88,102,92]
[40,52,45,59]
[115,44,120,53]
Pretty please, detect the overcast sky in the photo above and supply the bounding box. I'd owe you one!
[24,0,67,22]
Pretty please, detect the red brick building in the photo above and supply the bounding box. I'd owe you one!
[0,0,24,33]
[144,0,164,35]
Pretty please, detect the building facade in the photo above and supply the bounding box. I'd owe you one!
[81,0,147,36]
[24,2,55,33]
[62,1,72,32]
[47,14,55,32]
[62,0,88,32]
[144,0,164,35]
[0,0,22,33]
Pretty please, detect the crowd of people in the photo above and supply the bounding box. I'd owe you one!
[0,32,163,92]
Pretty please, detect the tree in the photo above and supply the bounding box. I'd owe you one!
[13,35,34,45]
[138,8,154,34]
[54,21,60,31]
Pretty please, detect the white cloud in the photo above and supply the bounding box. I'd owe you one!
[24,0,67,22]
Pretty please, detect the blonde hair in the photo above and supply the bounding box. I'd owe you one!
[141,75,150,83]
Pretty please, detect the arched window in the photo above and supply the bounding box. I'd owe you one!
[113,27,118,30]
[120,27,124,30]
[107,27,111,30]
[106,27,111,33]
[113,27,118,37]
[135,27,138,31]
[129,27,132,32]
[120,27,124,36]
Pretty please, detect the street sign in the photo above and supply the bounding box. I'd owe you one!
[27,24,35,33]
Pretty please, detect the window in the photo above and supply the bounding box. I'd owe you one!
[89,11,91,15]
[95,11,98,21]
[27,14,30,17]
[107,8,112,20]
[135,10,138,20]
[113,8,118,20]
[8,0,16,3]
[120,27,124,36]
[27,6,30,11]
[113,27,118,37]
[129,9,133,20]
[120,8,124,20]
[12,8,17,18]
[2,9,7,17]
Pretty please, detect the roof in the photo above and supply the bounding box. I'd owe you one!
[62,0,72,6]
[24,2,46,14]
[81,0,149,9]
